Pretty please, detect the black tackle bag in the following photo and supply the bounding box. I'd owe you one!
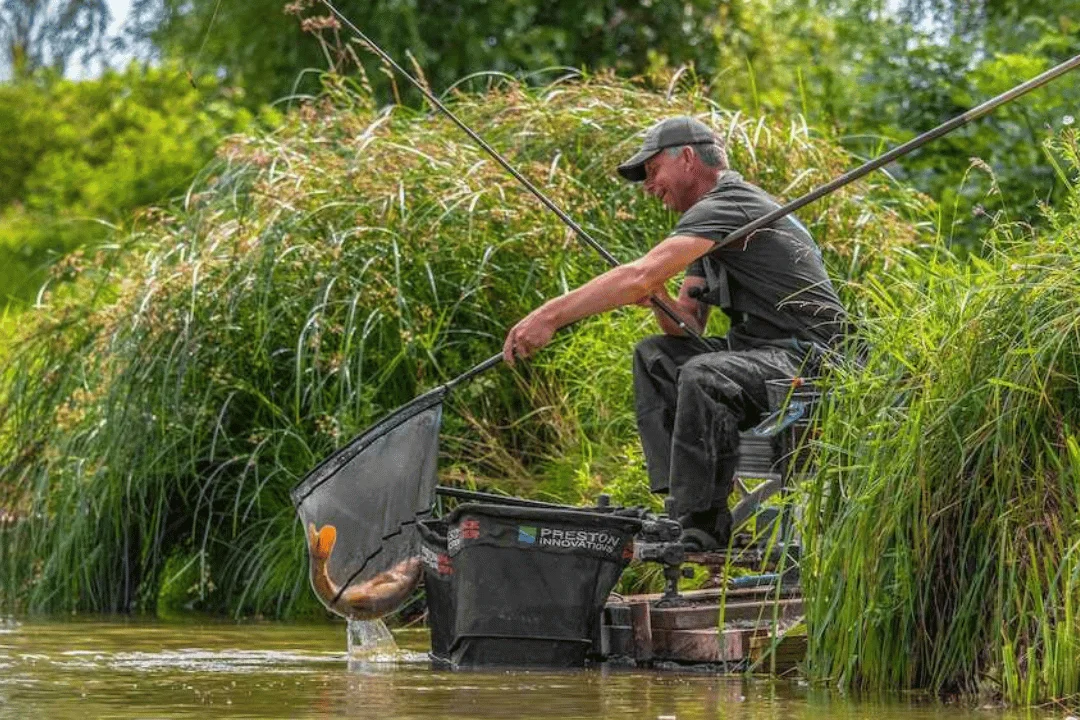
[417,517,456,660]
[422,502,641,668]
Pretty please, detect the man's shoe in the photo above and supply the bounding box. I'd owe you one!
[677,508,725,551]
[679,527,720,551]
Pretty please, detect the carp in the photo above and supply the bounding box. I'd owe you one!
[306,523,422,619]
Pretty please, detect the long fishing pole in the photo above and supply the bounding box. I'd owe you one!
[317,0,713,357]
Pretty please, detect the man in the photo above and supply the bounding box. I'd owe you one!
[503,116,846,549]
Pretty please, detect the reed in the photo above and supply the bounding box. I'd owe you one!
[802,130,1080,705]
[0,73,921,618]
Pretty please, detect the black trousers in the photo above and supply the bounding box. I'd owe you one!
[633,335,804,526]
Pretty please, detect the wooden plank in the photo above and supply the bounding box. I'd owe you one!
[749,629,807,673]
[630,600,653,662]
[718,597,803,623]
[649,604,718,630]
[651,628,752,663]
[650,597,803,630]
[623,583,799,605]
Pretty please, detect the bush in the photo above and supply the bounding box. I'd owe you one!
[0,63,263,309]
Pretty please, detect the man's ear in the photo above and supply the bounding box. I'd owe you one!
[680,145,695,166]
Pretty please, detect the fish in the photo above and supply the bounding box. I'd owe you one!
[306,523,422,620]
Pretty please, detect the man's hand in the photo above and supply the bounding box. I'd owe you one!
[635,284,708,337]
[503,307,558,366]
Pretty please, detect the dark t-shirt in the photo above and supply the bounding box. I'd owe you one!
[673,171,846,351]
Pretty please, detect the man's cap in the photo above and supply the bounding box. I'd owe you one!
[617,116,717,182]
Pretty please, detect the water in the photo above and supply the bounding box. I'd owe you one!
[345,618,398,660]
[0,618,1056,719]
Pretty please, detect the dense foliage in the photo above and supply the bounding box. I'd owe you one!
[136,0,1080,244]
[135,0,725,104]
[0,77,922,618]
[0,64,261,308]
[803,132,1080,704]
[3,1,1075,308]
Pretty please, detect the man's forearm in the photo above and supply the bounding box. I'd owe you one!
[536,263,652,329]
[536,265,703,337]
[503,234,716,365]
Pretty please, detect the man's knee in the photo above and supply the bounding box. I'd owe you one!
[677,353,743,402]
[633,335,676,377]
[633,334,669,362]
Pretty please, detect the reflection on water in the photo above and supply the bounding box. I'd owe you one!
[0,618,1051,720]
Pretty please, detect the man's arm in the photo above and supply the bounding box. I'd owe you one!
[503,235,715,364]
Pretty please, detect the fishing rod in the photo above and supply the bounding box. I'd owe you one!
[319,0,1080,390]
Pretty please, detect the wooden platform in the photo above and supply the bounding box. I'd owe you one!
[595,378,814,671]
[602,584,806,672]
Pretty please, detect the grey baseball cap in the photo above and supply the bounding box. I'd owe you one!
[617,116,717,182]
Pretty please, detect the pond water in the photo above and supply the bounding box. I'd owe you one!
[0,618,1055,719]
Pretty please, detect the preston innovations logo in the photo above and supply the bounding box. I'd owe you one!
[516,525,623,555]
[447,527,461,553]
[537,527,621,555]
[517,525,537,544]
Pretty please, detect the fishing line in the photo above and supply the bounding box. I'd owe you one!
[185,0,226,88]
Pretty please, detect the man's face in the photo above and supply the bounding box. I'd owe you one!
[642,148,695,212]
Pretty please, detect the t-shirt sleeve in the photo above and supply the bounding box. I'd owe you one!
[686,258,705,278]
[668,200,744,244]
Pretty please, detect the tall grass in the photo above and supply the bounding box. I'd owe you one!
[0,73,922,618]
[802,131,1080,706]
